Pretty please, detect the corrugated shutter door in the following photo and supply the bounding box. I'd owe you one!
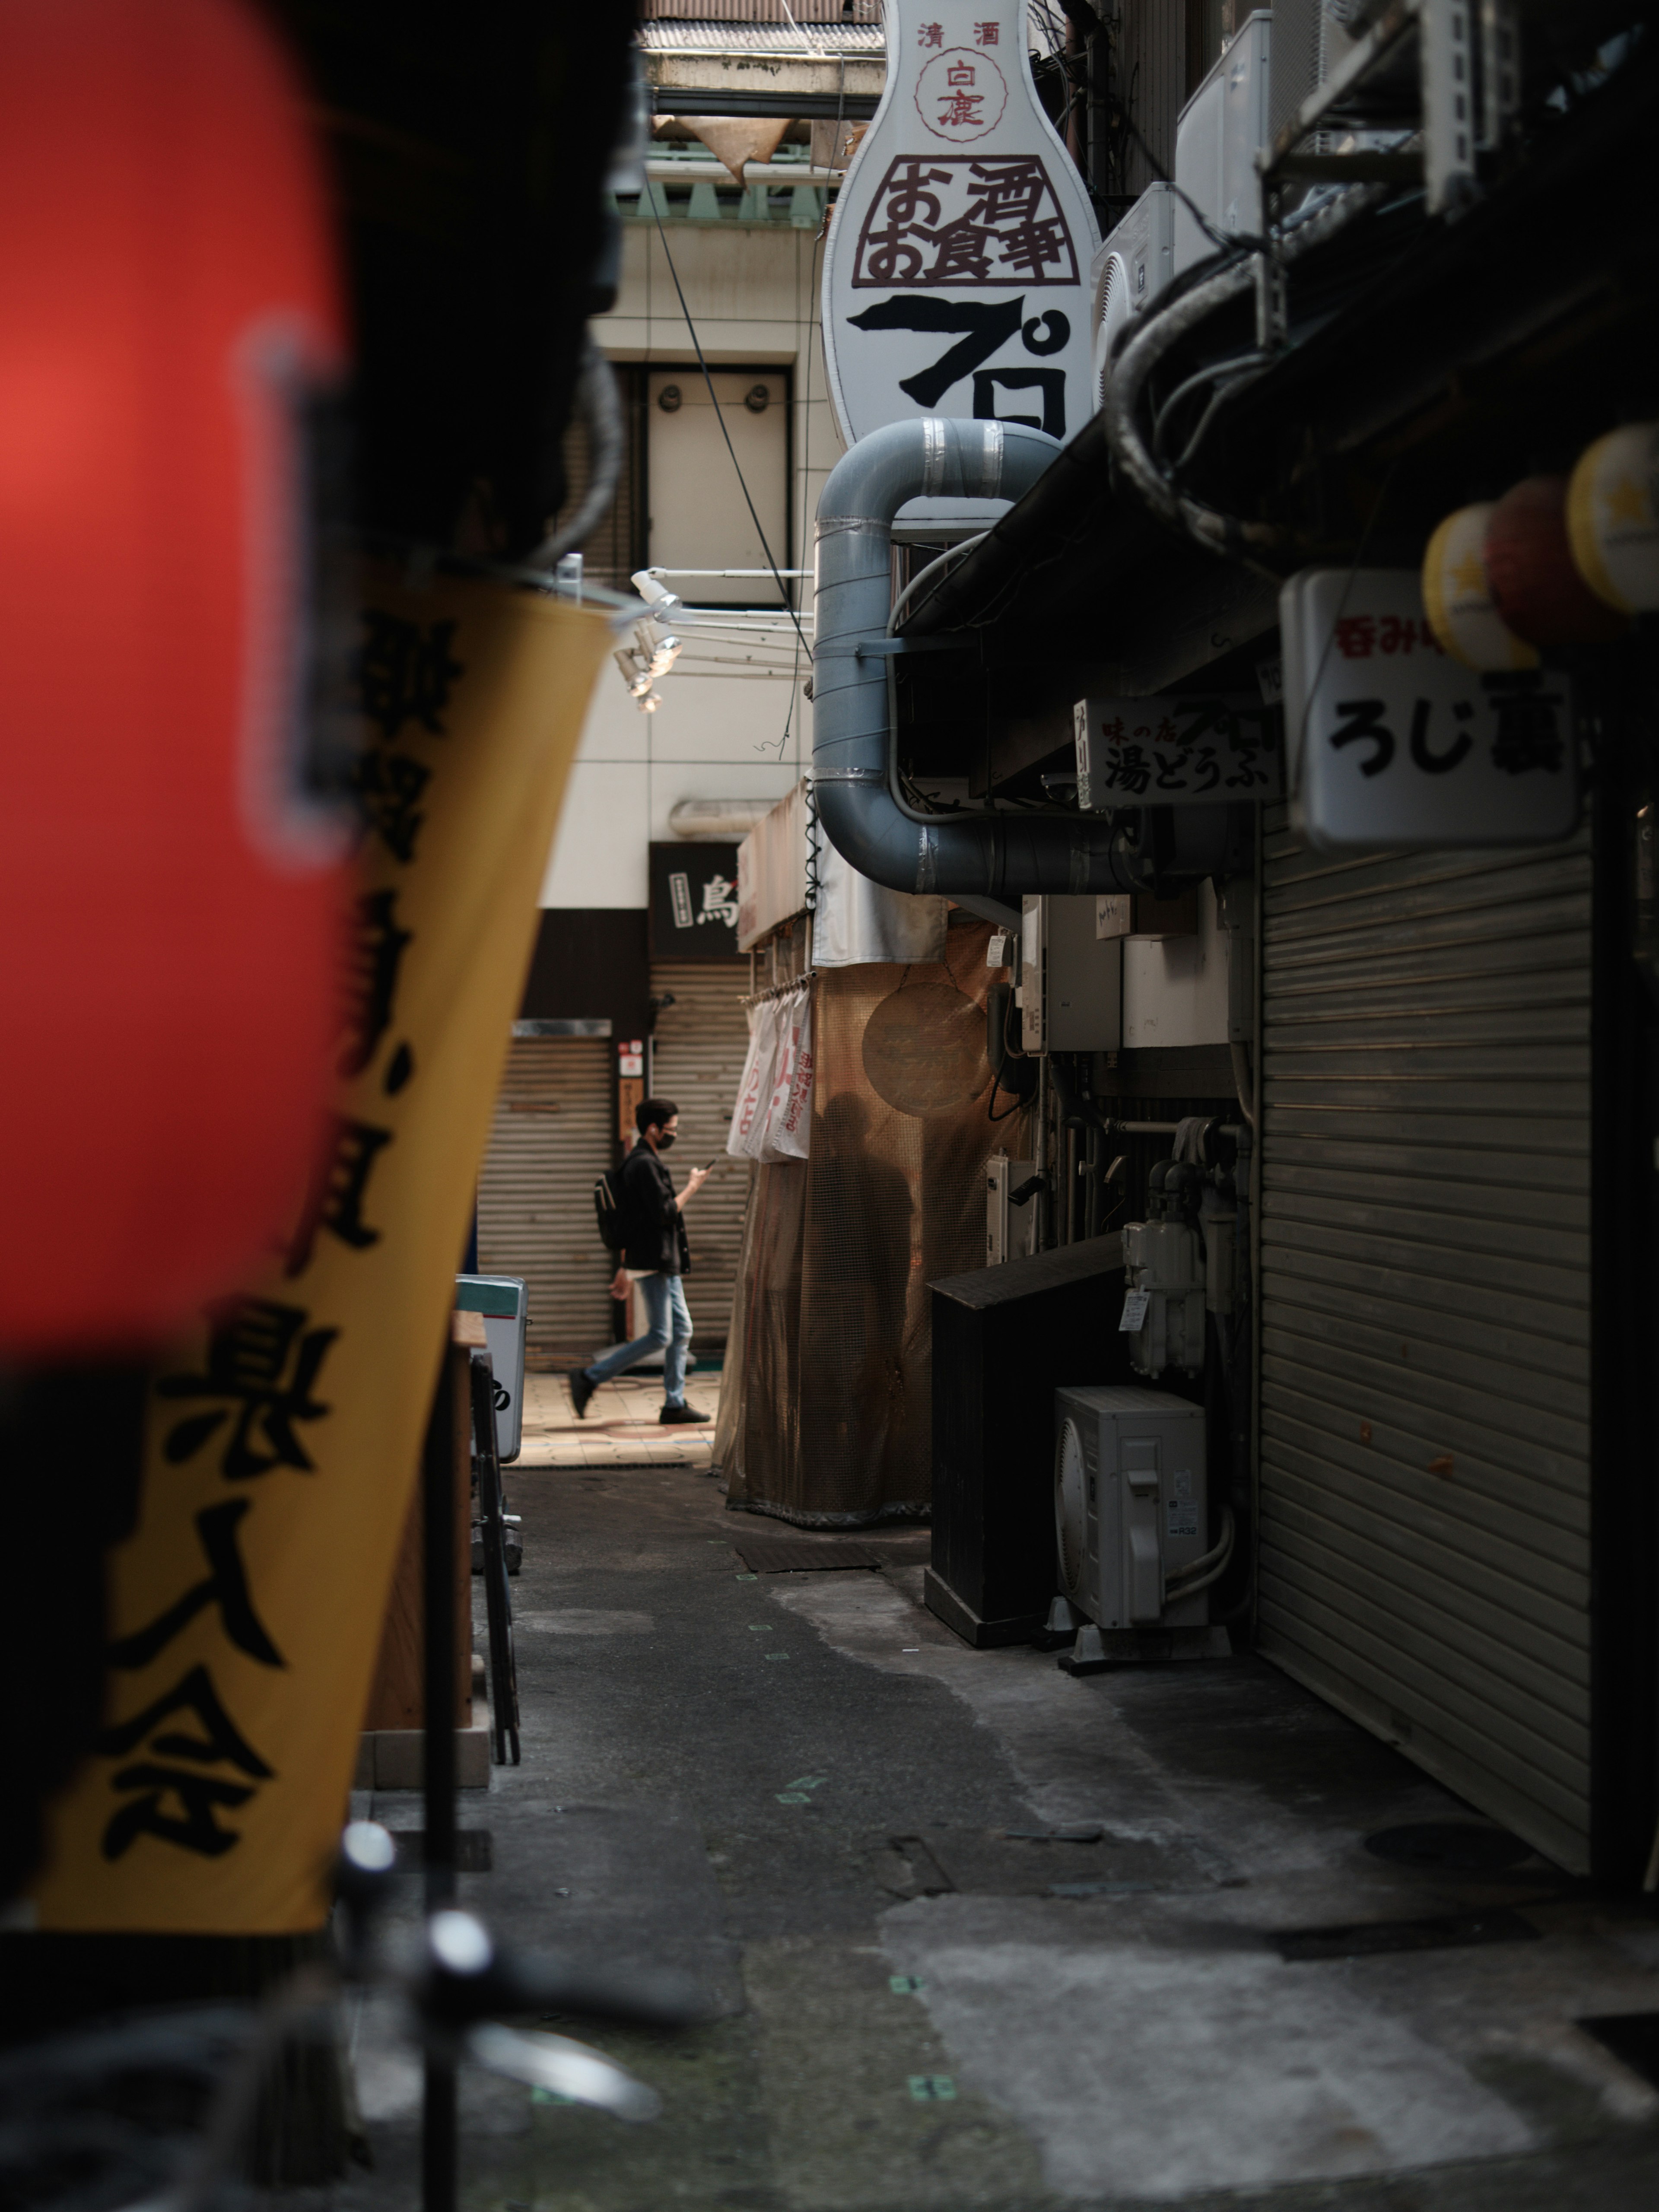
[1257,810,1593,1872]
[650,960,753,1347]
[478,1038,613,1366]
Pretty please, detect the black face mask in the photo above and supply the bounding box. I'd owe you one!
[654,1131,677,1151]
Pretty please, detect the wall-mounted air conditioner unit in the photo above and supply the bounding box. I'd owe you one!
[1089,183,1176,408]
[1173,10,1274,276]
[1054,1386,1228,1665]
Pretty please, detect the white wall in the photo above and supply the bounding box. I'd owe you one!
[539,678,804,906]
[1122,879,1232,1049]
[542,215,841,910]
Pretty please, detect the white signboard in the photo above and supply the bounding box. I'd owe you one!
[823,0,1097,534]
[1282,570,1578,852]
[1073,695,1282,809]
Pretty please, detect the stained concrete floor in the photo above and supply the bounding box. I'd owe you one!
[327,1447,1659,2212]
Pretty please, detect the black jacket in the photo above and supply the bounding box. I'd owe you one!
[619,1143,690,1275]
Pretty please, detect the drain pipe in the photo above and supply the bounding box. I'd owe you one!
[812,418,1226,900]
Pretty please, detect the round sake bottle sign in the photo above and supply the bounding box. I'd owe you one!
[823,0,1098,536]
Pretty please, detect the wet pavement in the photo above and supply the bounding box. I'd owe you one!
[324,1435,1659,2212]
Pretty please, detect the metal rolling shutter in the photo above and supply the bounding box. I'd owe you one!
[1257,809,1593,1872]
[650,960,753,1348]
[477,1038,613,1366]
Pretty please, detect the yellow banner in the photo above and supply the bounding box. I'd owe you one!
[32,567,607,1933]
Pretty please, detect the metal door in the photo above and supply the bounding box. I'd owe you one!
[650,960,754,1348]
[1257,808,1593,1871]
[477,1037,613,1366]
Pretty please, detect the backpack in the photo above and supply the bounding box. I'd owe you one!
[593,1164,628,1254]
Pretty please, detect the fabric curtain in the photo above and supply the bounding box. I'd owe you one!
[716,918,1020,1525]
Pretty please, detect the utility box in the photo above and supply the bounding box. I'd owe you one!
[1055,1385,1214,1633]
[456,1274,528,1463]
[985,1152,1037,1266]
[1096,890,1199,940]
[928,1236,1133,1647]
[1021,895,1122,1054]
[1173,10,1273,275]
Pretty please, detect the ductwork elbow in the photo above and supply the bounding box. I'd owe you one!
[810,416,1147,900]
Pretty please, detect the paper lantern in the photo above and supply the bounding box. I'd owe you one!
[1483,474,1630,648]
[0,0,350,1351]
[1567,423,1659,613]
[1421,503,1538,671]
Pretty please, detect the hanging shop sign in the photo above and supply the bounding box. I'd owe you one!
[737,781,812,952]
[649,840,743,962]
[30,569,608,1934]
[1072,696,1283,809]
[822,0,1096,529]
[1281,569,1578,852]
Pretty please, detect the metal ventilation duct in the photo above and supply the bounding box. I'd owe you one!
[811,416,1227,901]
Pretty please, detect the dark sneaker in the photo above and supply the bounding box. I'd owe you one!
[570,1368,597,1420]
[660,1402,706,1426]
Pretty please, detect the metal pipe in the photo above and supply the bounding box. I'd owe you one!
[811,417,1228,898]
[1033,1053,1049,1251]
[422,1348,459,2212]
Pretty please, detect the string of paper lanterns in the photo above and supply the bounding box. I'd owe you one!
[1422,426,1659,668]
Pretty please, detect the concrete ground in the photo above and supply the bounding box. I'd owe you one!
[516,1371,719,1471]
[327,1390,1659,2212]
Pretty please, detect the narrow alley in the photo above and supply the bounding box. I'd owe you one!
[333,1377,1659,2212]
[6,9,1659,2212]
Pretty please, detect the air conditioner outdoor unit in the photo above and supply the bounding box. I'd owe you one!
[1173,10,1274,276]
[1089,183,1176,408]
[1053,1386,1229,1665]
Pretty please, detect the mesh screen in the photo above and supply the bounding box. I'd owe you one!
[716,921,1022,1526]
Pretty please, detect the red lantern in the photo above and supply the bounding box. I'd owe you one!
[0,0,350,1352]
[1483,474,1631,649]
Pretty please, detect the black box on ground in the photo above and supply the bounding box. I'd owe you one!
[927,1234,1130,1648]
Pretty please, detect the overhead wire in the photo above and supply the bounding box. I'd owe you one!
[646,191,812,663]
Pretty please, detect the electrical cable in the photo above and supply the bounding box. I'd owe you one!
[1149,350,1275,466]
[1286,456,1398,789]
[528,339,625,568]
[647,191,811,661]
[1103,183,1388,565]
[887,533,989,632]
[1167,364,1273,476]
[987,983,1034,1122]
[772,210,830,760]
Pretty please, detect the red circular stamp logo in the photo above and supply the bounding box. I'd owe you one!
[914,48,1008,143]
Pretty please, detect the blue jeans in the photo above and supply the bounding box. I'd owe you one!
[583,1274,692,1405]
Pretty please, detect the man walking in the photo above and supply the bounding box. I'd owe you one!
[571,1098,709,1426]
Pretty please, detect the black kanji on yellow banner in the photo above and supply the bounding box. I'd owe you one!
[33,569,607,1933]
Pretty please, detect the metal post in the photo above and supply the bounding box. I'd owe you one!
[1033,1053,1049,1249]
[422,1347,458,2212]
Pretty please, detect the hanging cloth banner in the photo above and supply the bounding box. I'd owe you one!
[821,0,1097,532]
[29,566,608,1934]
[728,997,784,1160]
[758,985,814,1164]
